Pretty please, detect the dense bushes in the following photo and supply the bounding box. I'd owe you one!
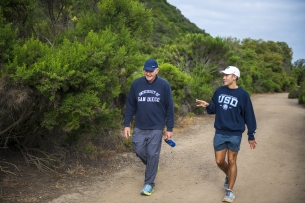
[288,59,305,102]
[299,81,305,104]
[0,0,303,173]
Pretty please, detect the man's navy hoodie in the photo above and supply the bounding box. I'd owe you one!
[206,86,256,140]
[124,75,174,132]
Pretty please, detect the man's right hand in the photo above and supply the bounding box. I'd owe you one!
[124,127,131,139]
[196,99,209,107]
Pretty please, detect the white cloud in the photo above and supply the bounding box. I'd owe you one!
[167,0,305,61]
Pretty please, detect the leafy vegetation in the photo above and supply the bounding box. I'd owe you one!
[0,0,304,173]
[289,59,305,104]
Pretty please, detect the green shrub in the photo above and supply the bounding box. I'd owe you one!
[288,86,300,99]
[298,81,305,104]
[158,63,189,109]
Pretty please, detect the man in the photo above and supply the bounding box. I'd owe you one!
[196,66,257,202]
[123,58,174,196]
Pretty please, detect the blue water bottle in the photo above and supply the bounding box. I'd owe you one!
[164,139,176,147]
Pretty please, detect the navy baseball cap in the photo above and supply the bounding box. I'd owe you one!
[143,59,158,71]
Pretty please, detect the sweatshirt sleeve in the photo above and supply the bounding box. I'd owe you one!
[165,83,174,132]
[124,83,137,127]
[206,93,217,114]
[244,94,257,140]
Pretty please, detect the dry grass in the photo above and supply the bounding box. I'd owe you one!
[66,164,85,175]
[0,176,22,202]
[2,176,21,187]
[0,193,18,202]
[174,116,203,133]
[55,181,66,190]
[0,161,19,175]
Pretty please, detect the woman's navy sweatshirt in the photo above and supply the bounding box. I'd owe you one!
[206,86,257,140]
[124,75,174,132]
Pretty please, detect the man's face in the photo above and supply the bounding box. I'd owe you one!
[144,68,159,83]
[223,74,237,86]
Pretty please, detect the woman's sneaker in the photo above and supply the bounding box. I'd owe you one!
[141,184,154,196]
[223,189,235,202]
[224,176,228,190]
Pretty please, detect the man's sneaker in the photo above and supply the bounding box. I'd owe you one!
[224,176,228,190]
[223,189,235,202]
[141,184,154,196]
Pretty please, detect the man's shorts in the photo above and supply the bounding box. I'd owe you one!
[213,134,242,152]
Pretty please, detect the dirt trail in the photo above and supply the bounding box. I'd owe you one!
[48,93,305,203]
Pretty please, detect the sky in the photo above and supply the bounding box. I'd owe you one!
[166,0,305,63]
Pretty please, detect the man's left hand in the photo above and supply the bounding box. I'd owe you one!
[165,131,173,140]
[249,140,257,149]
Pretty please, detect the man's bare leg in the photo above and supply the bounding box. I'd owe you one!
[215,149,239,189]
[215,148,229,176]
[227,150,238,190]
